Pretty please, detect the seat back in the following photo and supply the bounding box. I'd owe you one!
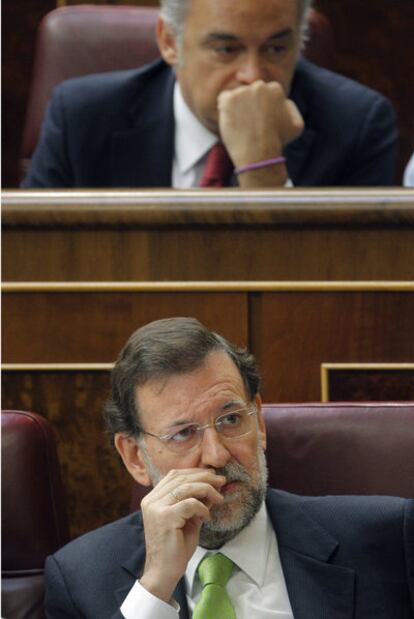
[130,402,414,510]
[20,4,334,178]
[263,402,414,498]
[1,410,70,619]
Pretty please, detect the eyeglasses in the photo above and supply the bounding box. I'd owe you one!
[140,406,257,454]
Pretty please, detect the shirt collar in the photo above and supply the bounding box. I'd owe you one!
[186,501,271,592]
[173,81,218,175]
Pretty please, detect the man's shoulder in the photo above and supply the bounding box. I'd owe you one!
[53,58,173,106]
[266,487,411,534]
[267,487,409,509]
[51,511,144,566]
[293,57,392,112]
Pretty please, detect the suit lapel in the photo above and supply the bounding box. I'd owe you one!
[110,63,175,187]
[266,490,355,619]
[285,57,317,185]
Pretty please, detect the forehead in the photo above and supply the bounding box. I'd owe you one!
[135,350,248,429]
[184,0,299,36]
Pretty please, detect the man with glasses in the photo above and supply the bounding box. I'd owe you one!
[45,317,414,618]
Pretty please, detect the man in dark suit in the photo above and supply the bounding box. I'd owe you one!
[22,0,397,189]
[45,317,414,618]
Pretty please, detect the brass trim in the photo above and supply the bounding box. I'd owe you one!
[3,188,414,203]
[3,281,414,293]
[2,363,113,371]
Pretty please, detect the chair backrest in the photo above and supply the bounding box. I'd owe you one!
[1,410,70,619]
[130,402,414,510]
[262,402,414,498]
[20,4,334,178]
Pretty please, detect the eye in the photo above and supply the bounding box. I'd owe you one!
[265,44,287,56]
[220,412,243,427]
[209,44,242,60]
[169,425,198,443]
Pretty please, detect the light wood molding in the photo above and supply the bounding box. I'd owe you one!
[321,362,414,401]
[3,281,414,293]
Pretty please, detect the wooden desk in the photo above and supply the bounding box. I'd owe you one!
[3,189,414,281]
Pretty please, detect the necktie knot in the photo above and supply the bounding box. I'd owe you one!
[193,553,236,619]
[198,553,234,588]
[199,143,234,187]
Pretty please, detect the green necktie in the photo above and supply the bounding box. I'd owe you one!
[193,553,236,619]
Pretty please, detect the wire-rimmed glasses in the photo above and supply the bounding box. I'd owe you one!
[140,405,257,454]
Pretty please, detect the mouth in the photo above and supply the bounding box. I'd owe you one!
[221,480,240,494]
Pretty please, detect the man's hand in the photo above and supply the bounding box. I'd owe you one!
[139,468,226,603]
[217,80,304,188]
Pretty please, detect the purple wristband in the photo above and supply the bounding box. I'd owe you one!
[234,156,286,175]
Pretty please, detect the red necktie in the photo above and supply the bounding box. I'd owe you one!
[199,143,234,187]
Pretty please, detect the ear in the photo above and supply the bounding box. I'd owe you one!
[114,433,152,487]
[156,15,180,66]
[255,394,267,451]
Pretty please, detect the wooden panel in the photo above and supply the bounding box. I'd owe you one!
[1,367,131,539]
[3,190,414,281]
[321,364,414,402]
[2,288,249,363]
[3,283,413,401]
[249,288,414,402]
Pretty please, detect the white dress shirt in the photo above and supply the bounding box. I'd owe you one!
[172,83,218,189]
[121,502,294,618]
[403,153,414,187]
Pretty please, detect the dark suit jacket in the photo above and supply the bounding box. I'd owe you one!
[45,489,414,618]
[22,59,397,188]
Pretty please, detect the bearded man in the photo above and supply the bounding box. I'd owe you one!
[45,317,413,618]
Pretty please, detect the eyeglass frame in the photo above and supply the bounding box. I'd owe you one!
[138,405,258,451]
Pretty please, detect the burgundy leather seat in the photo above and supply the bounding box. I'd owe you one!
[1,410,70,619]
[130,402,414,509]
[20,4,334,179]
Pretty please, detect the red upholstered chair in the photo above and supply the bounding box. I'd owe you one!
[130,402,414,510]
[20,4,334,179]
[1,410,70,619]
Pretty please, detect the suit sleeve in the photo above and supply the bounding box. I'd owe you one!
[404,499,414,612]
[21,86,75,188]
[45,554,132,619]
[341,94,398,186]
[45,555,83,618]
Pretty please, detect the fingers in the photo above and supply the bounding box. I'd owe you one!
[217,79,304,169]
[143,468,226,511]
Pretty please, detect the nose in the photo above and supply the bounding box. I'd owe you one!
[199,427,232,469]
[236,53,267,85]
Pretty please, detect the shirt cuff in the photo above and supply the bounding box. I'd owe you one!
[121,580,180,619]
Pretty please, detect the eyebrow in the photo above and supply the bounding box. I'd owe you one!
[164,399,247,430]
[203,28,293,45]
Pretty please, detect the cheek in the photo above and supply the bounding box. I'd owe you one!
[229,437,260,469]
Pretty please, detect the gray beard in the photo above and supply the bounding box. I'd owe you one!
[139,439,268,549]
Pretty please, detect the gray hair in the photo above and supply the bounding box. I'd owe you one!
[159,0,315,43]
[104,317,261,443]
